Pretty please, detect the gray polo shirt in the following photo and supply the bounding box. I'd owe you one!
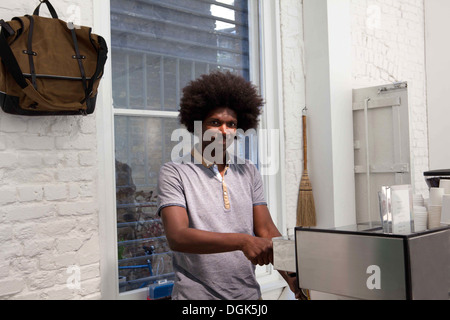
[157,150,267,300]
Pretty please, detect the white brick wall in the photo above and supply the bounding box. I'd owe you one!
[351,0,429,197]
[280,0,306,230]
[0,0,100,300]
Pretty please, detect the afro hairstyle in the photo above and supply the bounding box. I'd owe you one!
[178,71,264,133]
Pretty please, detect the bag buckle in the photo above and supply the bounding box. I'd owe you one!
[23,50,37,56]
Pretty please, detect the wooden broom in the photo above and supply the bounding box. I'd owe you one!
[296,109,316,227]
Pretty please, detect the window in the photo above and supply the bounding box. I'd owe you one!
[110,0,257,293]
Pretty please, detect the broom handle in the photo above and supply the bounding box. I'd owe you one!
[302,115,307,171]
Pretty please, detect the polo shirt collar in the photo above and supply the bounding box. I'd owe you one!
[191,144,232,169]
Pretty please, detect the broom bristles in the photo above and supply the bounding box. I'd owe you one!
[296,171,316,227]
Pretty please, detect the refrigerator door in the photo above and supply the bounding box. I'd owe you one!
[408,228,450,300]
[296,230,407,300]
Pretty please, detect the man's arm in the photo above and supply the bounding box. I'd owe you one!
[252,204,282,239]
[253,204,303,299]
[161,206,272,263]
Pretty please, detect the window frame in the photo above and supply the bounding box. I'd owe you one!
[95,0,286,300]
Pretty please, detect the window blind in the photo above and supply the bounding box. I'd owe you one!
[110,0,250,74]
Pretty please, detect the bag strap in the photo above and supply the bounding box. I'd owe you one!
[86,35,108,104]
[25,15,38,89]
[68,23,88,103]
[68,26,108,106]
[0,23,28,89]
[0,19,14,37]
[33,0,58,19]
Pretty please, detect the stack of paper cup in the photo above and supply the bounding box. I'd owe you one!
[428,188,444,228]
[442,195,450,224]
[440,180,450,224]
[428,205,442,228]
[439,180,450,195]
[413,206,427,231]
[429,187,444,206]
[413,194,424,207]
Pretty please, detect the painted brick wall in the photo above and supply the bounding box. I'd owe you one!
[280,0,306,230]
[0,0,101,299]
[351,0,429,197]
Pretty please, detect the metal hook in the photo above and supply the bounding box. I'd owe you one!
[302,106,308,115]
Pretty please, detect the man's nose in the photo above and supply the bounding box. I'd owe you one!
[219,123,228,134]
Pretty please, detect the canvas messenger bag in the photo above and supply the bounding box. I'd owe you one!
[0,0,108,115]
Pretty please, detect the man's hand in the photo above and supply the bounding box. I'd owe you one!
[285,274,308,300]
[240,235,273,266]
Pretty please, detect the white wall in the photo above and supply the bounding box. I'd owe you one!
[280,0,306,230]
[0,0,101,299]
[424,0,450,171]
[301,0,356,228]
[351,0,429,197]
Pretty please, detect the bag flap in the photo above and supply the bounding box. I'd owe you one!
[7,16,99,78]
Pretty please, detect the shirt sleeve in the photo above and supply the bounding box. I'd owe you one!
[156,162,187,216]
[249,161,267,207]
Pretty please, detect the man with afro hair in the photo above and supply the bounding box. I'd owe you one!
[157,71,301,300]
[178,71,263,133]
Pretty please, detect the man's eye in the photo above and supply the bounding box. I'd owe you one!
[228,122,237,128]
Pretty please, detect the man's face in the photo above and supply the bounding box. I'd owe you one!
[202,107,237,152]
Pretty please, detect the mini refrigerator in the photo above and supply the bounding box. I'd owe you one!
[295,224,450,300]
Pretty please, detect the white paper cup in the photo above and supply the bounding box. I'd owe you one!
[441,195,450,224]
[439,180,450,195]
[413,206,428,231]
[413,207,427,215]
[414,221,427,231]
[414,211,428,231]
[429,188,444,206]
[428,205,442,229]
[413,198,424,207]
